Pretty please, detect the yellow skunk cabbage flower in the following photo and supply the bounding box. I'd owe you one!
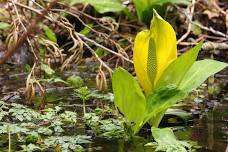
[133,9,177,95]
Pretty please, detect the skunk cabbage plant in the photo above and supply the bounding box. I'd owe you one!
[112,9,227,134]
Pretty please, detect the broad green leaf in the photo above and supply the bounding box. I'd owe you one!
[165,109,192,121]
[132,0,148,21]
[43,25,57,43]
[72,0,125,13]
[151,127,191,152]
[179,59,228,92]
[148,110,165,128]
[146,85,181,113]
[145,85,186,126]
[150,0,190,6]
[155,41,203,90]
[41,63,55,75]
[112,68,146,134]
[0,22,10,30]
[133,10,177,95]
[132,0,190,22]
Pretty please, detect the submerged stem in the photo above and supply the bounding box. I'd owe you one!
[83,100,86,116]
[8,126,11,152]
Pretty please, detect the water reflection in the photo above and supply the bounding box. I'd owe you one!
[190,102,228,152]
[91,102,228,152]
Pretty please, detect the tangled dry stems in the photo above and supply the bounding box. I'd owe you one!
[0,0,133,105]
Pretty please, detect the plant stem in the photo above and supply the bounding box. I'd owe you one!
[8,126,11,152]
[83,100,86,116]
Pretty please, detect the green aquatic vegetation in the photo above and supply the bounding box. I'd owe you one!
[20,144,44,152]
[41,107,77,133]
[41,106,62,117]
[60,111,78,123]
[42,106,77,124]
[9,103,41,122]
[50,119,65,133]
[0,110,8,121]
[66,75,84,88]
[145,127,197,152]
[1,102,41,122]
[0,123,30,134]
[0,103,77,133]
[91,92,114,102]
[0,101,10,120]
[0,102,91,151]
[75,87,92,116]
[44,135,91,152]
[25,132,39,144]
[20,135,91,152]
[37,127,53,136]
[112,10,228,134]
[85,113,125,139]
[94,107,114,116]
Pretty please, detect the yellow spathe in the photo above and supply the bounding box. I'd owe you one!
[133,10,177,95]
[133,30,152,94]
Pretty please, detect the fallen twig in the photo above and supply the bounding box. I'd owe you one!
[202,41,228,51]
[77,32,133,64]
[192,21,228,39]
[177,0,195,44]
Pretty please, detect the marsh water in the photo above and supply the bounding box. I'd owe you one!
[88,101,228,152]
[0,64,227,152]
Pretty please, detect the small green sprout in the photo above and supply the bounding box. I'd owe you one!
[74,87,92,116]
